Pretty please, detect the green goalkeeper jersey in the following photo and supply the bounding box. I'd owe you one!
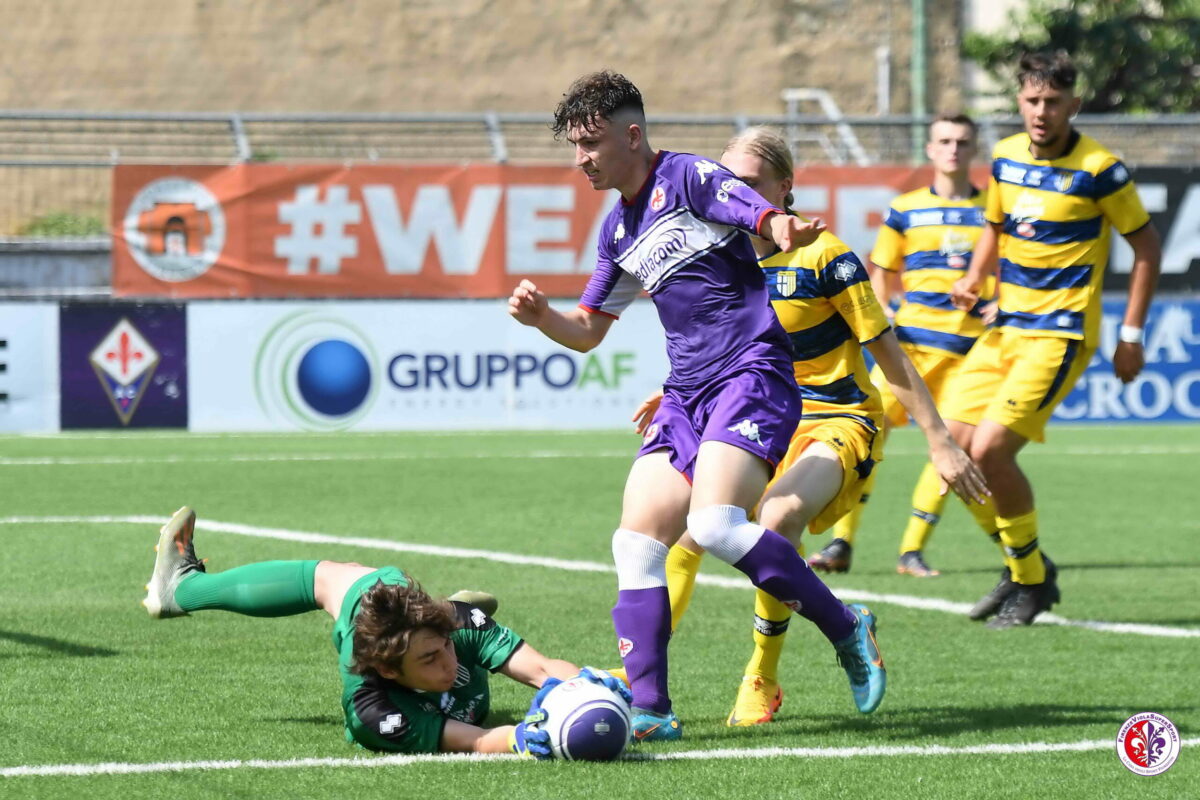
[331,567,524,753]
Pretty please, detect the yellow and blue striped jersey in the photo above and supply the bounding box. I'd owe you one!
[987,130,1150,345]
[871,186,992,357]
[762,219,891,432]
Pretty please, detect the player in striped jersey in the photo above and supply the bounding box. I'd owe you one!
[948,52,1162,628]
[809,113,1000,578]
[627,128,987,726]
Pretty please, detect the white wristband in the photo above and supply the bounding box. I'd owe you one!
[1118,324,1144,344]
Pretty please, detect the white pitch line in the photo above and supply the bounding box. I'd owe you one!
[2,515,1197,640]
[2,444,1199,467]
[3,737,1198,778]
[0,451,632,467]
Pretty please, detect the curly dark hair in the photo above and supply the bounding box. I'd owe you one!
[350,577,458,677]
[552,70,644,140]
[1017,52,1077,91]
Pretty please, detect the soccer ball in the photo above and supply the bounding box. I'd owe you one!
[535,673,632,761]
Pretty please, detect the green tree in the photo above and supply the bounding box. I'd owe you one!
[964,0,1200,112]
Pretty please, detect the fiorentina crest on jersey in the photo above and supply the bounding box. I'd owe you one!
[89,318,160,425]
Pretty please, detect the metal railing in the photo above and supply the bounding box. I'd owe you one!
[0,110,1196,237]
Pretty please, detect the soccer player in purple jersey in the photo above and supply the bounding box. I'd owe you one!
[510,71,882,742]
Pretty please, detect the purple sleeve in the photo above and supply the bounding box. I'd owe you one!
[579,234,639,318]
[677,155,781,235]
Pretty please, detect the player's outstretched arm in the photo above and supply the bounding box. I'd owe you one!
[867,330,989,504]
[508,279,614,352]
[763,212,826,252]
[952,222,1001,310]
[1113,223,1162,383]
[499,641,579,689]
[441,719,521,754]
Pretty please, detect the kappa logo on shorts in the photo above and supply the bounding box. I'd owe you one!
[618,637,634,657]
[727,419,763,444]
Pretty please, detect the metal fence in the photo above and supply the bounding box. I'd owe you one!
[0,110,1197,238]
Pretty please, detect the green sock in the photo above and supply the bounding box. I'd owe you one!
[175,560,320,617]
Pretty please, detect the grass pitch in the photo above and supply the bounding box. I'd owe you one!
[0,425,1196,799]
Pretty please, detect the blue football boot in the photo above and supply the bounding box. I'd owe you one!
[629,709,683,743]
[832,603,886,713]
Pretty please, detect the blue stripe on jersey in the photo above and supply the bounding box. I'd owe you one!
[895,325,976,356]
[1038,340,1081,410]
[904,291,984,317]
[818,252,871,297]
[1000,259,1094,291]
[996,309,1085,335]
[1002,214,1103,244]
[787,313,854,361]
[902,250,967,272]
[1093,161,1132,198]
[992,158,1095,197]
[764,265,823,301]
[900,207,986,229]
[801,411,879,434]
[884,208,905,232]
[798,373,869,406]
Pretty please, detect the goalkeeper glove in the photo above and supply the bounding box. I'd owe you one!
[578,666,633,705]
[508,677,561,759]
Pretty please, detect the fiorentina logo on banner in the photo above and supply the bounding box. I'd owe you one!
[59,303,188,429]
[89,318,160,424]
[1116,712,1180,776]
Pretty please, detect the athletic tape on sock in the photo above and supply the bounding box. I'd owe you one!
[686,504,764,565]
[611,528,669,590]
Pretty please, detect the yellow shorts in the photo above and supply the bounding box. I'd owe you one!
[768,414,884,534]
[872,344,966,427]
[941,328,1093,443]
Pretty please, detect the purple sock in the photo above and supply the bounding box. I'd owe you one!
[611,586,672,714]
[734,528,856,642]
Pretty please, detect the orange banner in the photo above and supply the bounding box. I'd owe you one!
[112,163,988,298]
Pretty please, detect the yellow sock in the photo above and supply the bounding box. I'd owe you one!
[665,544,703,633]
[831,470,877,546]
[744,588,792,682]
[964,492,999,537]
[996,509,1045,584]
[899,462,948,554]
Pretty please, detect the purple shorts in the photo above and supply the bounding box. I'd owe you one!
[637,364,801,480]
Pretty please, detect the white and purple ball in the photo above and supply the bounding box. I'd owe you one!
[536,673,632,761]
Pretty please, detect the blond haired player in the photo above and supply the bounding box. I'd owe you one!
[809,113,1000,578]
[947,52,1161,628]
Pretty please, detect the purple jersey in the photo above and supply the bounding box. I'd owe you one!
[578,151,794,390]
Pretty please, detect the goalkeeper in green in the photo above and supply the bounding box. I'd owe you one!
[142,506,624,756]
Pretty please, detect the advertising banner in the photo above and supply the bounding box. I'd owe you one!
[111,163,1200,300]
[59,302,189,428]
[0,303,59,433]
[1053,299,1200,424]
[187,300,671,431]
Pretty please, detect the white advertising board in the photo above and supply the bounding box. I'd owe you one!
[0,303,60,432]
[188,300,671,431]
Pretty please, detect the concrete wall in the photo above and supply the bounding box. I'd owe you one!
[1,0,965,116]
